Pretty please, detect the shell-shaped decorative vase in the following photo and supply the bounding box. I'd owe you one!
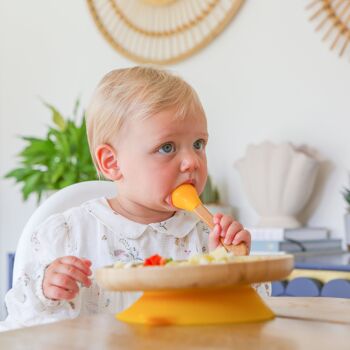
[235,142,320,228]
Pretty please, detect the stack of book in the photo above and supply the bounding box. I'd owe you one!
[248,227,343,255]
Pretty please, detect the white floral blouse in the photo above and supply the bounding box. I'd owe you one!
[1,198,270,331]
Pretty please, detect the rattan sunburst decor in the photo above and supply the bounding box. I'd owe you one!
[86,0,244,64]
[307,0,350,59]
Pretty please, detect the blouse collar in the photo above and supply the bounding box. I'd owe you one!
[82,197,200,239]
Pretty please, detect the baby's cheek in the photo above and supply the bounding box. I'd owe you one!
[151,183,172,205]
[197,181,206,196]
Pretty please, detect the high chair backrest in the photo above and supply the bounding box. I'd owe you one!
[12,180,116,282]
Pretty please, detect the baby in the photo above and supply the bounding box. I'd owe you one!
[2,66,257,330]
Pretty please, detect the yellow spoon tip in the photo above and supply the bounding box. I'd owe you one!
[171,184,201,211]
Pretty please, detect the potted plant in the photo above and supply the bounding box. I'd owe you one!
[200,175,233,216]
[342,186,350,251]
[4,100,98,202]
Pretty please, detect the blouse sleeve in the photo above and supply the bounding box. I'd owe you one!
[1,213,82,331]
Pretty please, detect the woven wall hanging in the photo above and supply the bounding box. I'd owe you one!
[307,0,350,59]
[86,0,244,65]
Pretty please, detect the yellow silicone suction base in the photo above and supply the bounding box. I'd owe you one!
[116,285,275,325]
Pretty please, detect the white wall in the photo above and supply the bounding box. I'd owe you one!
[1,1,349,319]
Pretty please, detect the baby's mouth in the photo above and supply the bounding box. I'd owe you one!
[165,194,176,208]
[183,179,196,186]
[167,181,197,209]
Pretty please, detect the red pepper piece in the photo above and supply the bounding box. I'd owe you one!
[144,254,163,266]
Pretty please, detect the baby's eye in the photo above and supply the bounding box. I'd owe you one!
[193,139,206,150]
[159,143,176,154]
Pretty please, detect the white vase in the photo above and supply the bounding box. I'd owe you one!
[235,141,320,228]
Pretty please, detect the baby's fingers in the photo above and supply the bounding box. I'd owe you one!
[219,216,241,237]
[44,285,76,301]
[233,229,251,252]
[208,224,222,251]
[59,256,92,276]
[54,263,91,287]
[212,213,223,225]
[50,273,80,293]
[223,222,243,244]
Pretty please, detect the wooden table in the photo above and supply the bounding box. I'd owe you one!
[1,297,350,350]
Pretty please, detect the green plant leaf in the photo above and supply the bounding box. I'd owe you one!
[4,99,98,201]
[58,172,79,188]
[22,172,43,200]
[50,163,66,184]
[43,102,66,131]
[343,187,350,206]
[4,167,35,182]
[200,175,220,204]
[19,138,55,158]
[73,98,80,118]
[49,128,71,157]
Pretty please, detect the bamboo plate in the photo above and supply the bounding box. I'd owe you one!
[96,254,294,291]
[95,255,294,326]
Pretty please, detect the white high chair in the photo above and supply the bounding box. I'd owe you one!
[12,180,116,283]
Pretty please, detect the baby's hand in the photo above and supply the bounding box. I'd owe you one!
[208,213,251,253]
[43,256,92,301]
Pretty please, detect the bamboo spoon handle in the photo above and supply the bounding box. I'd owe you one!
[193,204,248,256]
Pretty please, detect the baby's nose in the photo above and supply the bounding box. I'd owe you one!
[180,153,199,172]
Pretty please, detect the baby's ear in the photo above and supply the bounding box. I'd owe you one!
[95,144,122,181]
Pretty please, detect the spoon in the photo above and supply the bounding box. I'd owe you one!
[171,184,248,256]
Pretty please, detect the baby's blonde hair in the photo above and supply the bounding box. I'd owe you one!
[86,66,205,168]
